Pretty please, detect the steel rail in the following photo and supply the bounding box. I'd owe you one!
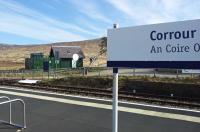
[1,82,200,108]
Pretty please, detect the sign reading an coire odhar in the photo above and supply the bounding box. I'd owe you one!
[107,19,200,69]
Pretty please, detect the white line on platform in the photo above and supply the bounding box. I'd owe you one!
[0,89,200,123]
[0,85,200,113]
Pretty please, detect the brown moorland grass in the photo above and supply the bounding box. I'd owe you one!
[0,38,106,70]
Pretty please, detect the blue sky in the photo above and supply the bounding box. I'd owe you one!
[0,0,200,45]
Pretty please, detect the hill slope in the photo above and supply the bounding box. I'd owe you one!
[0,38,106,70]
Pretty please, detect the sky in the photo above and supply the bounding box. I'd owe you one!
[1,0,200,45]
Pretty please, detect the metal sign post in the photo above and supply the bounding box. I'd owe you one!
[112,23,119,132]
[112,68,118,132]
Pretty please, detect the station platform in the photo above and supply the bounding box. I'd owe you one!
[0,86,199,132]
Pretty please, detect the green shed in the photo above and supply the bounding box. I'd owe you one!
[30,53,44,69]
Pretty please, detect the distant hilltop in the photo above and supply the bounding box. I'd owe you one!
[0,38,107,70]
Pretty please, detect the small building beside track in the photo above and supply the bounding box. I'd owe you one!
[49,46,85,69]
[25,46,85,70]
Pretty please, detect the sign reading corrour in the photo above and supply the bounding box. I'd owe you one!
[107,19,200,69]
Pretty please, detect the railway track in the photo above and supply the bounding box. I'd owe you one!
[0,80,200,109]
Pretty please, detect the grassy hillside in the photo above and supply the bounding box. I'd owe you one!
[0,38,106,70]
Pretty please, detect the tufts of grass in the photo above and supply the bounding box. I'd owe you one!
[41,76,112,89]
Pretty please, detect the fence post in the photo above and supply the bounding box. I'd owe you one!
[176,69,179,79]
[133,68,135,76]
[153,69,156,78]
[32,70,34,79]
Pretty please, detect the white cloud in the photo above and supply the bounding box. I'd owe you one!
[0,12,85,42]
[70,0,112,24]
[0,0,99,42]
[76,17,104,33]
[106,0,200,25]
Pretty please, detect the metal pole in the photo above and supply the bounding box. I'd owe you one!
[56,61,57,79]
[10,102,12,124]
[112,23,119,132]
[153,69,156,78]
[113,68,118,132]
[0,96,11,124]
[48,60,51,80]
[24,102,26,128]
[32,70,33,79]
[0,99,26,129]
[133,68,135,76]
[176,69,179,79]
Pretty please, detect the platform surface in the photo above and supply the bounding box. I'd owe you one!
[0,86,199,132]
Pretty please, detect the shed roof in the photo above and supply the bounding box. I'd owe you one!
[50,46,85,59]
